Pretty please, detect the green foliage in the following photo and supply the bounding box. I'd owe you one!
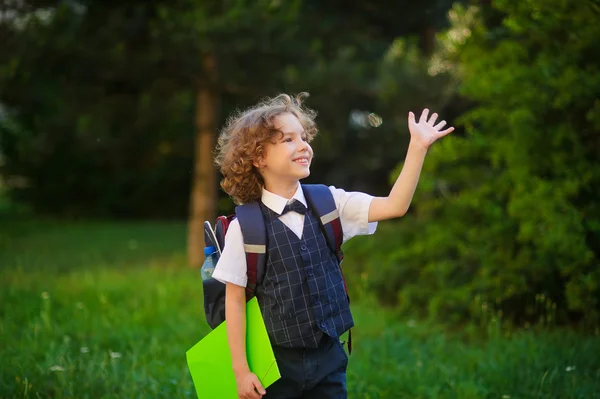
[0,0,458,216]
[0,1,311,218]
[348,1,600,327]
[0,3,197,218]
[2,219,599,398]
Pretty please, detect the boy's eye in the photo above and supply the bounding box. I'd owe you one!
[284,138,293,143]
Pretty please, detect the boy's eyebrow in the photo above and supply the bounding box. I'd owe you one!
[280,130,307,137]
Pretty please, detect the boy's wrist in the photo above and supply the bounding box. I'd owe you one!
[408,138,429,153]
[232,363,251,375]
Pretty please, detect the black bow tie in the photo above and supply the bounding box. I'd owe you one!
[281,199,307,215]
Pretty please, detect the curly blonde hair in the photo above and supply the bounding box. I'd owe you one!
[215,92,318,204]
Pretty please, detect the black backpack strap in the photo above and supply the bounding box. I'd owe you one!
[235,203,267,299]
[302,184,353,354]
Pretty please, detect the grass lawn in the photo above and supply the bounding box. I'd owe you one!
[1,217,599,398]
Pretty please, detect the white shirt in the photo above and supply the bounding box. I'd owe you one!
[212,184,378,287]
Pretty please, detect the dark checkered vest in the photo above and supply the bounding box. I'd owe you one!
[256,203,354,348]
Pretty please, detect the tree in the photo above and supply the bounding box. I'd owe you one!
[356,0,600,327]
[0,0,460,268]
[152,0,310,266]
[0,2,197,218]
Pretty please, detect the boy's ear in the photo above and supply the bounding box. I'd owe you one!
[252,157,265,169]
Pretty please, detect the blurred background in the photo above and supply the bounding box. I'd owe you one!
[1,0,599,398]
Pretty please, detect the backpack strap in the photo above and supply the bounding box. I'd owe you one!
[302,184,344,262]
[235,203,267,299]
[302,184,353,354]
[214,215,235,254]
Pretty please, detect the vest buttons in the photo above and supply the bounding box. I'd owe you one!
[300,244,307,251]
[320,321,326,329]
[306,267,313,276]
[314,298,320,305]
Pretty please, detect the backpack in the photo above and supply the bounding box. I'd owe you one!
[202,184,352,352]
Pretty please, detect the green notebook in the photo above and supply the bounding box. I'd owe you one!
[186,297,281,398]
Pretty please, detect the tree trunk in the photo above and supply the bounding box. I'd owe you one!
[188,53,218,268]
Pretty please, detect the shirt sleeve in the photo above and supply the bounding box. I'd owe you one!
[329,186,378,244]
[211,218,248,287]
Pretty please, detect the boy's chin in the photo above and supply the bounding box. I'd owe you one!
[299,169,310,179]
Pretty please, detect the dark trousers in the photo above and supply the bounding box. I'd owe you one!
[263,335,348,399]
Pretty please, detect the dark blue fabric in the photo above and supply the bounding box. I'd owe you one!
[263,335,348,399]
[302,184,344,265]
[256,203,354,349]
[236,202,269,288]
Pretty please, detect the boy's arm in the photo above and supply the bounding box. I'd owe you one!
[368,141,428,222]
[368,109,454,223]
[226,282,250,373]
[226,282,266,398]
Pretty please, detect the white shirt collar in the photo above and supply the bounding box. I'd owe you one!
[261,182,307,215]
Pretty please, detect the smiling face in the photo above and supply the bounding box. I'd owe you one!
[254,112,314,191]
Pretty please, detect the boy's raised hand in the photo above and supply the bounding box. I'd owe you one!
[236,370,266,399]
[408,108,454,149]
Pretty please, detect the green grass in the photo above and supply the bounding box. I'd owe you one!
[1,217,599,398]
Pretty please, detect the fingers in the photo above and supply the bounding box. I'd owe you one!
[419,108,429,124]
[429,112,438,125]
[410,109,454,140]
[241,389,261,399]
[439,127,455,137]
[252,376,266,396]
[238,373,265,399]
[408,111,416,124]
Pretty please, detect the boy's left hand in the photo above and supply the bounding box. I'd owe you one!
[408,109,454,149]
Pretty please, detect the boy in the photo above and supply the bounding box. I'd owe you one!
[212,93,453,399]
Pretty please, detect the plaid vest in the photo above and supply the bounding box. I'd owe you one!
[256,203,354,348]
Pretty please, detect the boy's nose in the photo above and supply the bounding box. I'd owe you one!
[299,141,311,152]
